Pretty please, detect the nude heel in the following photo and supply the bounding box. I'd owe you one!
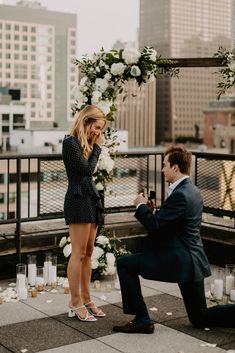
[68,304,97,321]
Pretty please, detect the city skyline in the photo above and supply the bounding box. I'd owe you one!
[3,0,139,57]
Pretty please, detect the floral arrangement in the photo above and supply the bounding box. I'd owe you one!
[71,46,178,189]
[59,227,130,280]
[72,46,179,121]
[214,47,235,98]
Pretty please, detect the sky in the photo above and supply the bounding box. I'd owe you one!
[3,0,139,58]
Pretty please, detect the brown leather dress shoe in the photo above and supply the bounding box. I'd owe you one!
[113,321,155,334]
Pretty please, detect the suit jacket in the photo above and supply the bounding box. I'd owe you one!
[135,178,211,283]
[62,135,101,199]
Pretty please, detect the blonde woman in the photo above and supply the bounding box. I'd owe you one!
[62,105,106,322]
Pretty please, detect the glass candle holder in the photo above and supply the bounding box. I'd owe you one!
[43,252,52,285]
[36,266,45,291]
[27,254,37,287]
[16,263,26,290]
[49,255,57,286]
[213,267,224,300]
[225,264,234,295]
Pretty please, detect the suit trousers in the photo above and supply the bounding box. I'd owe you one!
[117,254,235,327]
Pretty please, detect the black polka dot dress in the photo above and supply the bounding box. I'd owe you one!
[62,135,103,225]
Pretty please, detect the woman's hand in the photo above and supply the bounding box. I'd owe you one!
[94,131,105,146]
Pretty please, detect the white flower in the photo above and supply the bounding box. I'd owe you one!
[80,76,88,86]
[63,243,72,258]
[91,90,102,104]
[97,100,111,115]
[91,258,99,269]
[130,65,141,77]
[96,182,104,191]
[59,236,67,248]
[104,73,112,80]
[146,47,157,62]
[111,62,126,76]
[96,235,110,246]
[95,78,109,93]
[228,61,235,71]
[122,48,141,64]
[98,147,115,173]
[106,252,115,265]
[92,246,104,260]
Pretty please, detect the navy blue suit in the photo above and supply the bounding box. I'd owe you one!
[117,178,235,327]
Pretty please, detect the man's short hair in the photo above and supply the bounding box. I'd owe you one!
[164,145,192,175]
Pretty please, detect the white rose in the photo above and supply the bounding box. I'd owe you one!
[91,90,102,104]
[96,235,110,246]
[104,73,112,80]
[59,236,67,248]
[122,48,141,64]
[106,252,115,265]
[130,65,141,77]
[111,62,126,76]
[92,246,104,260]
[95,78,109,93]
[96,182,104,191]
[80,76,87,86]
[97,100,111,115]
[98,154,114,173]
[91,258,99,270]
[63,243,72,258]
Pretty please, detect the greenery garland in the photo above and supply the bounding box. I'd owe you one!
[214,47,235,98]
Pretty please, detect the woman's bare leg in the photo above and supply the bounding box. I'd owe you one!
[81,222,97,302]
[67,223,91,315]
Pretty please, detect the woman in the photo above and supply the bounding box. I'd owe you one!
[62,105,106,322]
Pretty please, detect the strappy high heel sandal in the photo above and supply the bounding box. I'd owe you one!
[68,304,97,322]
[85,301,106,317]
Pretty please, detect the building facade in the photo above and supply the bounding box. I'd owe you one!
[139,0,232,143]
[0,1,77,130]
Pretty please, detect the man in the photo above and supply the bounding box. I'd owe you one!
[113,145,235,334]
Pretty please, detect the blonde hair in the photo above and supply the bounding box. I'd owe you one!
[70,105,106,158]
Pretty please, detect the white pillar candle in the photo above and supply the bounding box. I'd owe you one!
[17,274,26,289]
[43,261,52,285]
[28,264,36,286]
[225,275,234,295]
[49,265,57,284]
[230,289,235,301]
[214,279,223,300]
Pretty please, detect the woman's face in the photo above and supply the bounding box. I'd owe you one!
[87,119,105,139]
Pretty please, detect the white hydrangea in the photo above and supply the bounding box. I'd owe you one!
[228,61,235,71]
[91,258,99,270]
[91,90,102,104]
[92,246,104,260]
[97,100,111,115]
[98,146,114,173]
[95,78,109,93]
[63,243,72,258]
[96,235,110,246]
[59,236,67,248]
[122,48,141,64]
[106,252,115,265]
[111,62,126,76]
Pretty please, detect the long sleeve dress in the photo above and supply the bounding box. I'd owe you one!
[62,135,103,225]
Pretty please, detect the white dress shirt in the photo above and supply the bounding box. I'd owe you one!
[167,176,189,196]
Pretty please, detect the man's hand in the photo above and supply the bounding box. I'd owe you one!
[134,193,148,207]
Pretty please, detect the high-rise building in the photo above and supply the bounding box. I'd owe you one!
[139,0,232,143]
[0,1,77,130]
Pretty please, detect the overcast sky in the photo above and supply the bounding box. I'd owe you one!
[3,0,139,57]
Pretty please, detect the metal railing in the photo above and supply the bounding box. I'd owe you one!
[0,151,234,261]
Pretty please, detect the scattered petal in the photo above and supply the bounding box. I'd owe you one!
[149,307,158,311]
[50,289,57,293]
[166,312,172,315]
[46,300,53,304]
[204,327,210,331]
[200,343,217,347]
[100,295,107,301]
[21,349,28,353]
[8,283,16,287]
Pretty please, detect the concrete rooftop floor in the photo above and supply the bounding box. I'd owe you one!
[0,269,234,353]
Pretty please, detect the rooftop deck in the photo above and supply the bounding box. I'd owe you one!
[0,266,234,353]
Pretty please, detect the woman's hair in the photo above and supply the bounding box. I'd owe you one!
[70,105,106,158]
[164,145,192,175]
